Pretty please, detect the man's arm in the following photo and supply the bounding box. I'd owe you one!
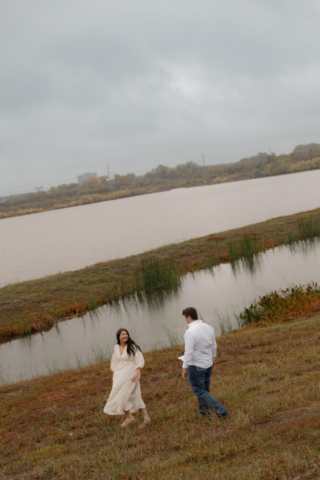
[182,331,194,379]
[211,358,216,375]
[211,329,217,374]
[211,331,217,360]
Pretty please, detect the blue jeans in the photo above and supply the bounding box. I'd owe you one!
[188,365,228,418]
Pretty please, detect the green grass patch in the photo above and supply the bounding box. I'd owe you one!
[286,215,320,243]
[228,232,262,261]
[135,258,181,295]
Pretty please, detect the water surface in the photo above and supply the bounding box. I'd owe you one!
[1,170,320,285]
[1,240,319,384]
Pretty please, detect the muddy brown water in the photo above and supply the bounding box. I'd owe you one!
[1,169,320,286]
[1,240,319,384]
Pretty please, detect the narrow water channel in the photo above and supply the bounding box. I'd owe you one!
[1,239,320,384]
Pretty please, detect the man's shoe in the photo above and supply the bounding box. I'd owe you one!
[217,413,228,420]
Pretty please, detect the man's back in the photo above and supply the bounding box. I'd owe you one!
[183,320,217,369]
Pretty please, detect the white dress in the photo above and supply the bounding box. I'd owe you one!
[103,345,146,415]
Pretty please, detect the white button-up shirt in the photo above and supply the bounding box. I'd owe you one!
[179,320,217,369]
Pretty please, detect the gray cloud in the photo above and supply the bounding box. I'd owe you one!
[1,0,320,194]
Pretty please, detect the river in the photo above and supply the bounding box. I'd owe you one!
[1,170,320,286]
[1,239,319,384]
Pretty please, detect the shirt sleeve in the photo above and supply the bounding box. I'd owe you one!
[182,330,194,369]
[110,345,119,372]
[134,349,145,369]
[212,331,217,361]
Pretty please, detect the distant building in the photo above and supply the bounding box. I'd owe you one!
[77,172,97,185]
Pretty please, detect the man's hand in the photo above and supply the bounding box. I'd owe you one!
[211,361,216,375]
[182,368,188,380]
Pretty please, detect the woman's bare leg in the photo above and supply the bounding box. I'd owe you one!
[125,410,135,420]
[139,408,151,428]
[120,410,136,428]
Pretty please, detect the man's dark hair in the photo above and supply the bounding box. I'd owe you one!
[182,307,198,320]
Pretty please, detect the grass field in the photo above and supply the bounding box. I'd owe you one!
[1,207,320,340]
[1,312,320,479]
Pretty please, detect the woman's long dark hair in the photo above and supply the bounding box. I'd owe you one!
[116,328,141,356]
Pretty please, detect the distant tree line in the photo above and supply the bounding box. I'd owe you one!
[1,143,320,219]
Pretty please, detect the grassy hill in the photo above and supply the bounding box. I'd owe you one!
[1,313,320,479]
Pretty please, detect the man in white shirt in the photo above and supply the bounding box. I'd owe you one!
[180,307,228,419]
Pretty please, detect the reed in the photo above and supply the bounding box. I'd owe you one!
[0,365,9,386]
[228,239,239,261]
[228,232,262,262]
[135,258,181,295]
[213,310,233,335]
[297,216,320,239]
[88,345,112,364]
[240,232,260,255]
[162,325,184,346]
[234,311,244,329]
[203,256,221,270]
[286,216,320,244]
[44,359,61,376]
[286,230,298,244]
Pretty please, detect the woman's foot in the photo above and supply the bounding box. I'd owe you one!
[139,417,151,429]
[120,417,136,428]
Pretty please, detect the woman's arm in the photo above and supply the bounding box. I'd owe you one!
[131,367,142,382]
[131,349,144,382]
[110,346,119,378]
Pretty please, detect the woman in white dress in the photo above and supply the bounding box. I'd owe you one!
[104,328,151,428]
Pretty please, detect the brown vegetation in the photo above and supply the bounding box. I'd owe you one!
[1,313,319,479]
[240,284,320,326]
[1,143,320,219]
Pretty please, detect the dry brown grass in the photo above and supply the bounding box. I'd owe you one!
[1,315,320,479]
[1,208,320,341]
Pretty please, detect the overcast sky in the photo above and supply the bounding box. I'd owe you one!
[1,0,320,195]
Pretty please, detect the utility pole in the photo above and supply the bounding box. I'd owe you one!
[107,164,113,192]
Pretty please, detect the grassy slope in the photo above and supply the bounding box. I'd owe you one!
[1,207,320,340]
[1,315,320,479]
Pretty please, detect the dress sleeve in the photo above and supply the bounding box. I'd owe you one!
[134,349,145,369]
[110,345,119,372]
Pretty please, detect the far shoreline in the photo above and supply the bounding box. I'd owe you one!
[2,143,320,220]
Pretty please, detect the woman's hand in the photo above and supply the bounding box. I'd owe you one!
[131,373,139,382]
[132,367,141,382]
